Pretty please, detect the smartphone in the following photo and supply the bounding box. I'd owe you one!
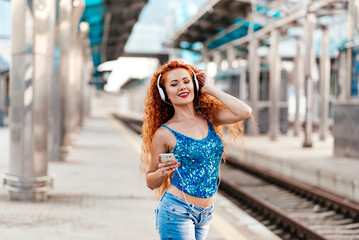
[160,153,176,162]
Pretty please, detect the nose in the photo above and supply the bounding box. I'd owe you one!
[178,82,187,90]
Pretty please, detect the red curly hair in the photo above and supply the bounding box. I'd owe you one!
[140,60,244,199]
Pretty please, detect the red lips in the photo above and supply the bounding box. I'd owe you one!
[178,92,189,98]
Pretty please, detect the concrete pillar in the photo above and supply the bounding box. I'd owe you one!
[293,39,304,137]
[269,29,281,140]
[319,26,330,141]
[303,13,316,147]
[248,39,260,135]
[4,0,56,201]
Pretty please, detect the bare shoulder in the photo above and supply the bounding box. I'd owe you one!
[152,125,176,152]
[152,126,172,144]
[153,126,170,139]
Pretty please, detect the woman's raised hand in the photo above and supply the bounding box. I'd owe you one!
[196,71,212,94]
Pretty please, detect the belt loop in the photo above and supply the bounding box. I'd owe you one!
[160,191,167,202]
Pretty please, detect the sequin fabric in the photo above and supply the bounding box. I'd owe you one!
[161,120,224,198]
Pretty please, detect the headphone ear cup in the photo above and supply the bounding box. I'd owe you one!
[194,75,199,92]
[158,87,166,101]
[190,69,200,93]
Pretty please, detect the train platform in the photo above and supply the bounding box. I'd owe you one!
[227,132,359,204]
[0,106,279,239]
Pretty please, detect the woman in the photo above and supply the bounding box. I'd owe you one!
[141,60,252,239]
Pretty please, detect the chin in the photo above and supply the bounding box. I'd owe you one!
[172,97,194,106]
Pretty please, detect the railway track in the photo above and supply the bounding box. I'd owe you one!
[114,113,359,240]
[220,157,359,240]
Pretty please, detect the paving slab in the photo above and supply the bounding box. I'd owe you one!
[0,113,158,240]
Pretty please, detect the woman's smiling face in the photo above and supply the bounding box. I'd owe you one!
[164,68,195,105]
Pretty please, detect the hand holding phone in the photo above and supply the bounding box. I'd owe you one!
[157,153,180,177]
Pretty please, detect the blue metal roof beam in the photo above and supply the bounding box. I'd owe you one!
[80,2,108,67]
[204,0,344,54]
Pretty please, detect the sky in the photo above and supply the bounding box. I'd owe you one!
[125,0,208,53]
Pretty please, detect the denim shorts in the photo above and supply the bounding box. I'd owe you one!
[155,191,215,240]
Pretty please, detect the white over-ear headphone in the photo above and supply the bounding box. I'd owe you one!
[157,68,199,105]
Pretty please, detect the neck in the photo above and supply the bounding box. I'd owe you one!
[172,103,197,122]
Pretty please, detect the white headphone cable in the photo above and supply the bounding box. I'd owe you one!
[175,163,221,212]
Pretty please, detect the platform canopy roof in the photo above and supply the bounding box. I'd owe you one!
[166,0,268,51]
[81,0,148,67]
[167,0,348,53]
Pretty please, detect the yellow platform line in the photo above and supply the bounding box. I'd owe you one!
[109,113,247,240]
[108,114,141,154]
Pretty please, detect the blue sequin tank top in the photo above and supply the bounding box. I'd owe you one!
[161,120,224,198]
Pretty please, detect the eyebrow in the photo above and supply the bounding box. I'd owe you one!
[169,77,190,83]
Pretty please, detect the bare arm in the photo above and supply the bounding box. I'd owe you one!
[146,128,178,190]
[197,72,252,125]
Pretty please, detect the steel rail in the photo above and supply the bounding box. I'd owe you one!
[220,177,328,240]
[225,156,359,222]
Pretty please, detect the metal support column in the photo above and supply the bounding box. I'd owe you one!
[213,50,222,74]
[83,60,93,118]
[337,51,347,99]
[269,29,281,140]
[0,73,5,127]
[5,0,55,201]
[67,1,85,140]
[226,44,236,71]
[293,39,304,136]
[60,1,85,158]
[82,31,93,120]
[346,0,354,99]
[49,0,70,162]
[72,33,83,130]
[248,39,260,135]
[239,67,247,102]
[58,0,72,160]
[303,12,316,147]
[78,22,89,126]
[319,26,330,141]
[202,47,210,73]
